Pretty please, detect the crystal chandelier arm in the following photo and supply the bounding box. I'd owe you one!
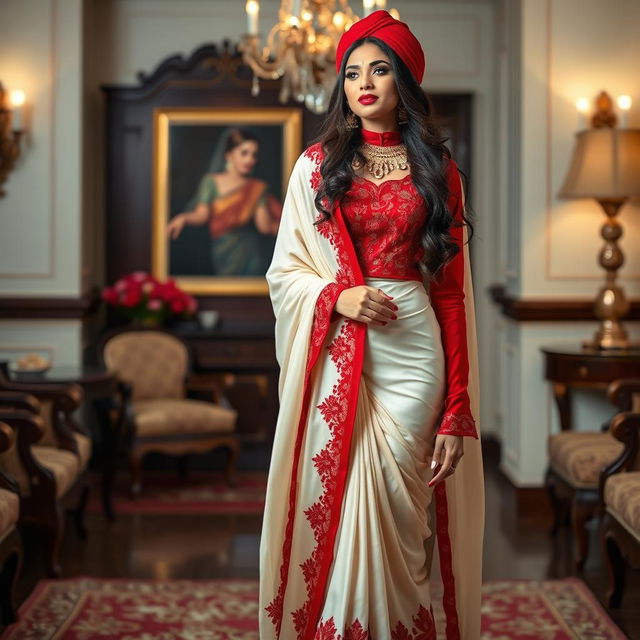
[265,22,286,55]
[240,34,284,80]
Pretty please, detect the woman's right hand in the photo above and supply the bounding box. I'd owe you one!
[166,214,186,239]
[335,286,398,325]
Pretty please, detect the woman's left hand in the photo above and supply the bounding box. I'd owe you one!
[428,434,464,487]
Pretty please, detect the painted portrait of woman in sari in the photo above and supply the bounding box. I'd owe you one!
[167,127,283,276]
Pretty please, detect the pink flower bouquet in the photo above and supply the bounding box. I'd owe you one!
[102,272,197,327]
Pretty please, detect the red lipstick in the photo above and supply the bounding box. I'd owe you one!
[358,94,379,105]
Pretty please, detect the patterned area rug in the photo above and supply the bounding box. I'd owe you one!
[480,578,628,639]
[87,471,267,515]
[0,577,627,639]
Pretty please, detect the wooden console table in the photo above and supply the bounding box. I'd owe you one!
[540,342,640,431]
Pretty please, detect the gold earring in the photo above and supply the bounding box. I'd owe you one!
[345,109,359,130]
[398,105,409,125]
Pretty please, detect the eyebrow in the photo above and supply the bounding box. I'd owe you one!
[345,59,390,70]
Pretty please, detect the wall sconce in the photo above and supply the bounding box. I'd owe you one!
[559,91,640,349]
[0,82,26,198]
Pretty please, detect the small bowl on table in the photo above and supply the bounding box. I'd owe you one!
[9,355,52,380]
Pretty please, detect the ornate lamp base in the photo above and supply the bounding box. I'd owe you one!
[582,198,636,350]
[582,320,640,350]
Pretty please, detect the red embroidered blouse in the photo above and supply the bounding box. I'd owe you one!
[336,128,478,439]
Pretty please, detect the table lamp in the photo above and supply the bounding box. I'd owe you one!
[558,91,640,349]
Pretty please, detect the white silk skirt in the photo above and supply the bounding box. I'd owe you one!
[317,276,447,636]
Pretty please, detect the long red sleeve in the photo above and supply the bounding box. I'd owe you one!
[429,159,478,438]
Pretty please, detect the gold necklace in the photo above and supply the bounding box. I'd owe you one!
[352,142,409,180]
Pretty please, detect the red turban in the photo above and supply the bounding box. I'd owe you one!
[335,10,426,84]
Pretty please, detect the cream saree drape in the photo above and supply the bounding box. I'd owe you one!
[260,144,484,640]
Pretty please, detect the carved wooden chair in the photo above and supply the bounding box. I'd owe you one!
[545,377,639,570]
[100,329,239,498]
[598,378,640,608]
[0,376,92,578]
[0,416,22,626]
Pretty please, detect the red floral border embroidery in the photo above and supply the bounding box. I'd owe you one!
[265,144,366,639]
[434,482,460,640]
[292,321,358,636]
[307,283,348,370]
[315,618,368,640]
[391,605,437,640]
[314,603,436,640]
[437,412,478,439]
[297,144,367,639]
[304,143,324,193]
[264,355,316,635]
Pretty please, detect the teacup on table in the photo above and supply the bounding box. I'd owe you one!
[198,310,220,329]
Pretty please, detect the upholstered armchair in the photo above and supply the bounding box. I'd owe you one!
[0,415,22,626]
[544,376,639,570]
[0,377,92,578]
[598,378,640,608]
[100,329,239,498]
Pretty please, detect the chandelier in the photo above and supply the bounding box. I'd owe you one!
[240,0,399,114]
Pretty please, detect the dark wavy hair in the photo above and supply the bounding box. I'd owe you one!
[223,128,260,153]
[311,36,474,280]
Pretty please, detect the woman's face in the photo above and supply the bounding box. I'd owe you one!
[226,140,259,175]
[343,42,399,125]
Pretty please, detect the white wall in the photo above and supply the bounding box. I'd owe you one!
[515,0,640,299]
[0,0,85,366]
[0,0,84,297]
[0,320,83,367]
[89,0,281,84]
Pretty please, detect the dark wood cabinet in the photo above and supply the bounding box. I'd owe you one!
[190,335,276,369]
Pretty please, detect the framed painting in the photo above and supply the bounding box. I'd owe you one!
[152,107,302,295]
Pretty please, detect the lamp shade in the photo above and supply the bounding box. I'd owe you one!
[558,129,640,199]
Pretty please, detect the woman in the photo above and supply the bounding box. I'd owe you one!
[260,10,484,640]
[166,128,283,276]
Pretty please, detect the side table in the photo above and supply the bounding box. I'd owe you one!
[540,343,640,431]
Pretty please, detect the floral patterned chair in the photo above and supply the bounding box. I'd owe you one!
[598,378,640,608]
[100,329,239,498]
[0,415,22,626]
[0,382,91,579]
[545,377,639,570]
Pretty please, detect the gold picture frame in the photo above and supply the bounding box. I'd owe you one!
[152,107,302,295]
